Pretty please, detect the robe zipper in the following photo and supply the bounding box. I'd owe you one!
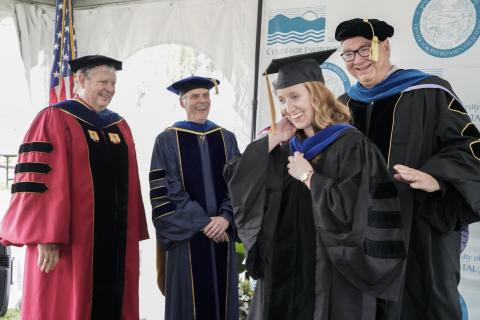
[365,101,374,137]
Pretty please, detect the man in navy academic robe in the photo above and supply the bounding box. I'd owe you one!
[150,76,240,320]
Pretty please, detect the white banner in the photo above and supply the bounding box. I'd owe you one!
[258,1,480,318]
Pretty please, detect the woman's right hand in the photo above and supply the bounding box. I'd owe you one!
[268,117,296,152]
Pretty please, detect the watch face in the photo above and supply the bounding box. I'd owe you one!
[300,172,308,182]
[300,170,313,182]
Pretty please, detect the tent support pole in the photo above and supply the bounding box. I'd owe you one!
[250,0,263,141]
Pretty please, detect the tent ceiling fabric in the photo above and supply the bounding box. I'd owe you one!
[6,0,257,135]
[22,0,153,7]
[0,0,14,17]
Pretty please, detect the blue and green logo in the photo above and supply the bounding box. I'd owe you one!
[321,62,351,96]
[412,0,480,57]
[268,7,326,45]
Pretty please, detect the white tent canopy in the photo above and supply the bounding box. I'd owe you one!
[0,0,258,136]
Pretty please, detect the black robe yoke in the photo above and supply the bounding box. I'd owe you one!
[340,75,480,320]
[226,129,407,320]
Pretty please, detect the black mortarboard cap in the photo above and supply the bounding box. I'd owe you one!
[68,54,122,73]
[265,49,336,89]
[263,49,335,132]
[167,76,220,96]
[334,18,394,42]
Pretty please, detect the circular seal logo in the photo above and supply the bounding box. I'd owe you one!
[412,0,480,57]
[320,62,351,97]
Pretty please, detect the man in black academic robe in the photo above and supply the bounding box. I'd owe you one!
[335,18,480,320]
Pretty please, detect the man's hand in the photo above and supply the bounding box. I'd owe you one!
[37,243,60,273]
[203,216,229,241]
[212,232,230,243]
[393,164,440,192]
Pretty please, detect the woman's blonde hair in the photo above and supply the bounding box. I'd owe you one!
[303,81,351,131]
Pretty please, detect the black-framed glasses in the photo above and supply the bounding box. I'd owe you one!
[340,46,371,62]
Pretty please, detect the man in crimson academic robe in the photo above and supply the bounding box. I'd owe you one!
[335,18,480,319]
[0,55,149,320]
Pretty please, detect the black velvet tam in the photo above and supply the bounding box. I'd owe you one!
[335,18,394,41]
[68,55,122,73]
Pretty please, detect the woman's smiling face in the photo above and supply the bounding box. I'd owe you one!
[277,83,315,137]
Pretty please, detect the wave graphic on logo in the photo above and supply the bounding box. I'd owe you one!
[268,14,325,45]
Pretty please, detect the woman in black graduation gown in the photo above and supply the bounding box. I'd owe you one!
[226,50,407,320]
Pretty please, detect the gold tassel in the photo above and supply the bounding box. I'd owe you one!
[212,78,219,95]
[264,71,276,132]
[363,17,379,62]
[370,35,379,62]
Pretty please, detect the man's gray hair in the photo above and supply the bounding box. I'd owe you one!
[73,64,117,94]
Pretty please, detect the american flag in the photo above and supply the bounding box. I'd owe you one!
[49,0,77,104]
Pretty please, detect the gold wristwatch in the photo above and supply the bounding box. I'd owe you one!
[299,170,314,183]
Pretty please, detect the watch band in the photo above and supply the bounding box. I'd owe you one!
[300,170,314,182]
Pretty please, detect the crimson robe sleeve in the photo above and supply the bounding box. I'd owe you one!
[0,107,71,246]
[310,137,406,301]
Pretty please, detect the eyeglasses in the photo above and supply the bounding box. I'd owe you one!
[340,46,371,62]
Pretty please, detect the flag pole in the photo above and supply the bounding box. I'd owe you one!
[49,0,77,105]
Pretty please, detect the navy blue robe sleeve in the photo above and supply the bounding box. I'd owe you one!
[150,130,211,249]
[218,130,241,227]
